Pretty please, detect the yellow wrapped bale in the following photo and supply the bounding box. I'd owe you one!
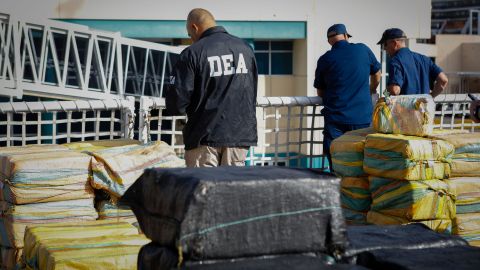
[331,128,375,177]
[453,213,480,247]
[364,133,454,180]
[96,200,138,228]
[446,177,480,214]
[430,132,480,177]
[340,177,371,212]
[0,199,98,248]
[90,141,185,200]
[372,94,435,136]
[23,220,140,269]
[37,234,148,270]
[63,139,140,152]
[369,176,456,221]
[0,150,93,204]
[367,211,452,234]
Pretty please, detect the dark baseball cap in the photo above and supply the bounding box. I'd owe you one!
[327,24,352,38]
[377,28,407,44]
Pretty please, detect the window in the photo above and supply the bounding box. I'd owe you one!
[254,41,293,75]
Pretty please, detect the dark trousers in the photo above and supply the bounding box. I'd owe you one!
[323,122,370,172]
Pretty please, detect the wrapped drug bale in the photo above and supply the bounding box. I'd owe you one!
[366,211,452,234]
[96,200,138,228]
[429,132,480,177]
[90,141,185,201]
[120,166,347,260]
[446,177,480,214]
[340,177,370,212]
[340,177,370,225]
[0,150,94,204]
[331,128,375,177]
[138,242,365,270]
[356,245,480,270]
[364,133,454,180]
[372,94,435,136]
[37,234,148,270]
[453,213,480,247]
[344,223,468,259]
[0,144,68,155]
[369,176,455,221]
[23,220,140,269]
[342,209,369,226]
[0,199,98,248]
[63,138,140,152]
[181,255,366,270]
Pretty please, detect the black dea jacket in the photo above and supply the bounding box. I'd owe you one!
[166,26,258,150]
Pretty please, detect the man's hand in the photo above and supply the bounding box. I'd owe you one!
[387,84,401,96]
[431,72,448,98]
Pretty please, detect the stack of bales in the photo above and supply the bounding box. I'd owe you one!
[431,132,480,246]
[332,95,461,233]
[120,166,348,269]
[364,95,457,233]
[22,220,147,269]
[64,139,186,229]
[331,128,376,224]
[0,145,97,269]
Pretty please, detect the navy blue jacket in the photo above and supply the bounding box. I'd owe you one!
[388,48,442,95]
[166,26,258,150]
[314,40,381,124]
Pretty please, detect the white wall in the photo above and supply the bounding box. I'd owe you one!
[3,0,432,95]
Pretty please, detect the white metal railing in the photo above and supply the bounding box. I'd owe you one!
[469,9,480,35]
[0,94,478,167]
[434,93,480,131]
[0,11,182,100]
[139,96,326,169]
[0,97,135,147]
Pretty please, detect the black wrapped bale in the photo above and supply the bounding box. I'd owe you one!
[137,243,178,270]
[345,223,468,258]
[356,245,480,270]
[121,166,347,260]
[137,242,366,270]
[183,255,369,270]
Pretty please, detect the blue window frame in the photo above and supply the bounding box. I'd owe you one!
[254,41,293,75]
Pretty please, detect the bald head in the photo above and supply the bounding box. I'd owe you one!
[186,8,216,43]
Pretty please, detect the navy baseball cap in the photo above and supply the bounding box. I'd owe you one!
[327,24,352,38]
[377,28,407,44]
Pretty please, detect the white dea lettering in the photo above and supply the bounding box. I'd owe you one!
[208,53,248,77]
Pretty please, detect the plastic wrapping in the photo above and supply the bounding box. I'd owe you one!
[137,243,179,270]
[0,150,93,204]
[137,243,365,270]
[38,234,148,270]
[89,141,185,201]
[356,245,480,270]
[369,176,456,221]
[366,211,453,234]
[430,132,480,177]
[372,94,435,136]
[364,133,453,180]
[340,177,370,212]
[121,166,347,260]
[331,128,375,177]
[342,209,368,225]
[453,213,480,247]
[23,220,140,269]
[345,223,468,258]
[0,199,98,248]
[446,177,480,214]
[63,138,140,152]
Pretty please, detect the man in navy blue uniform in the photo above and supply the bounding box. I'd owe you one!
[378,28,448,97]
[314,24,381,171]
[166,8,258,167]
